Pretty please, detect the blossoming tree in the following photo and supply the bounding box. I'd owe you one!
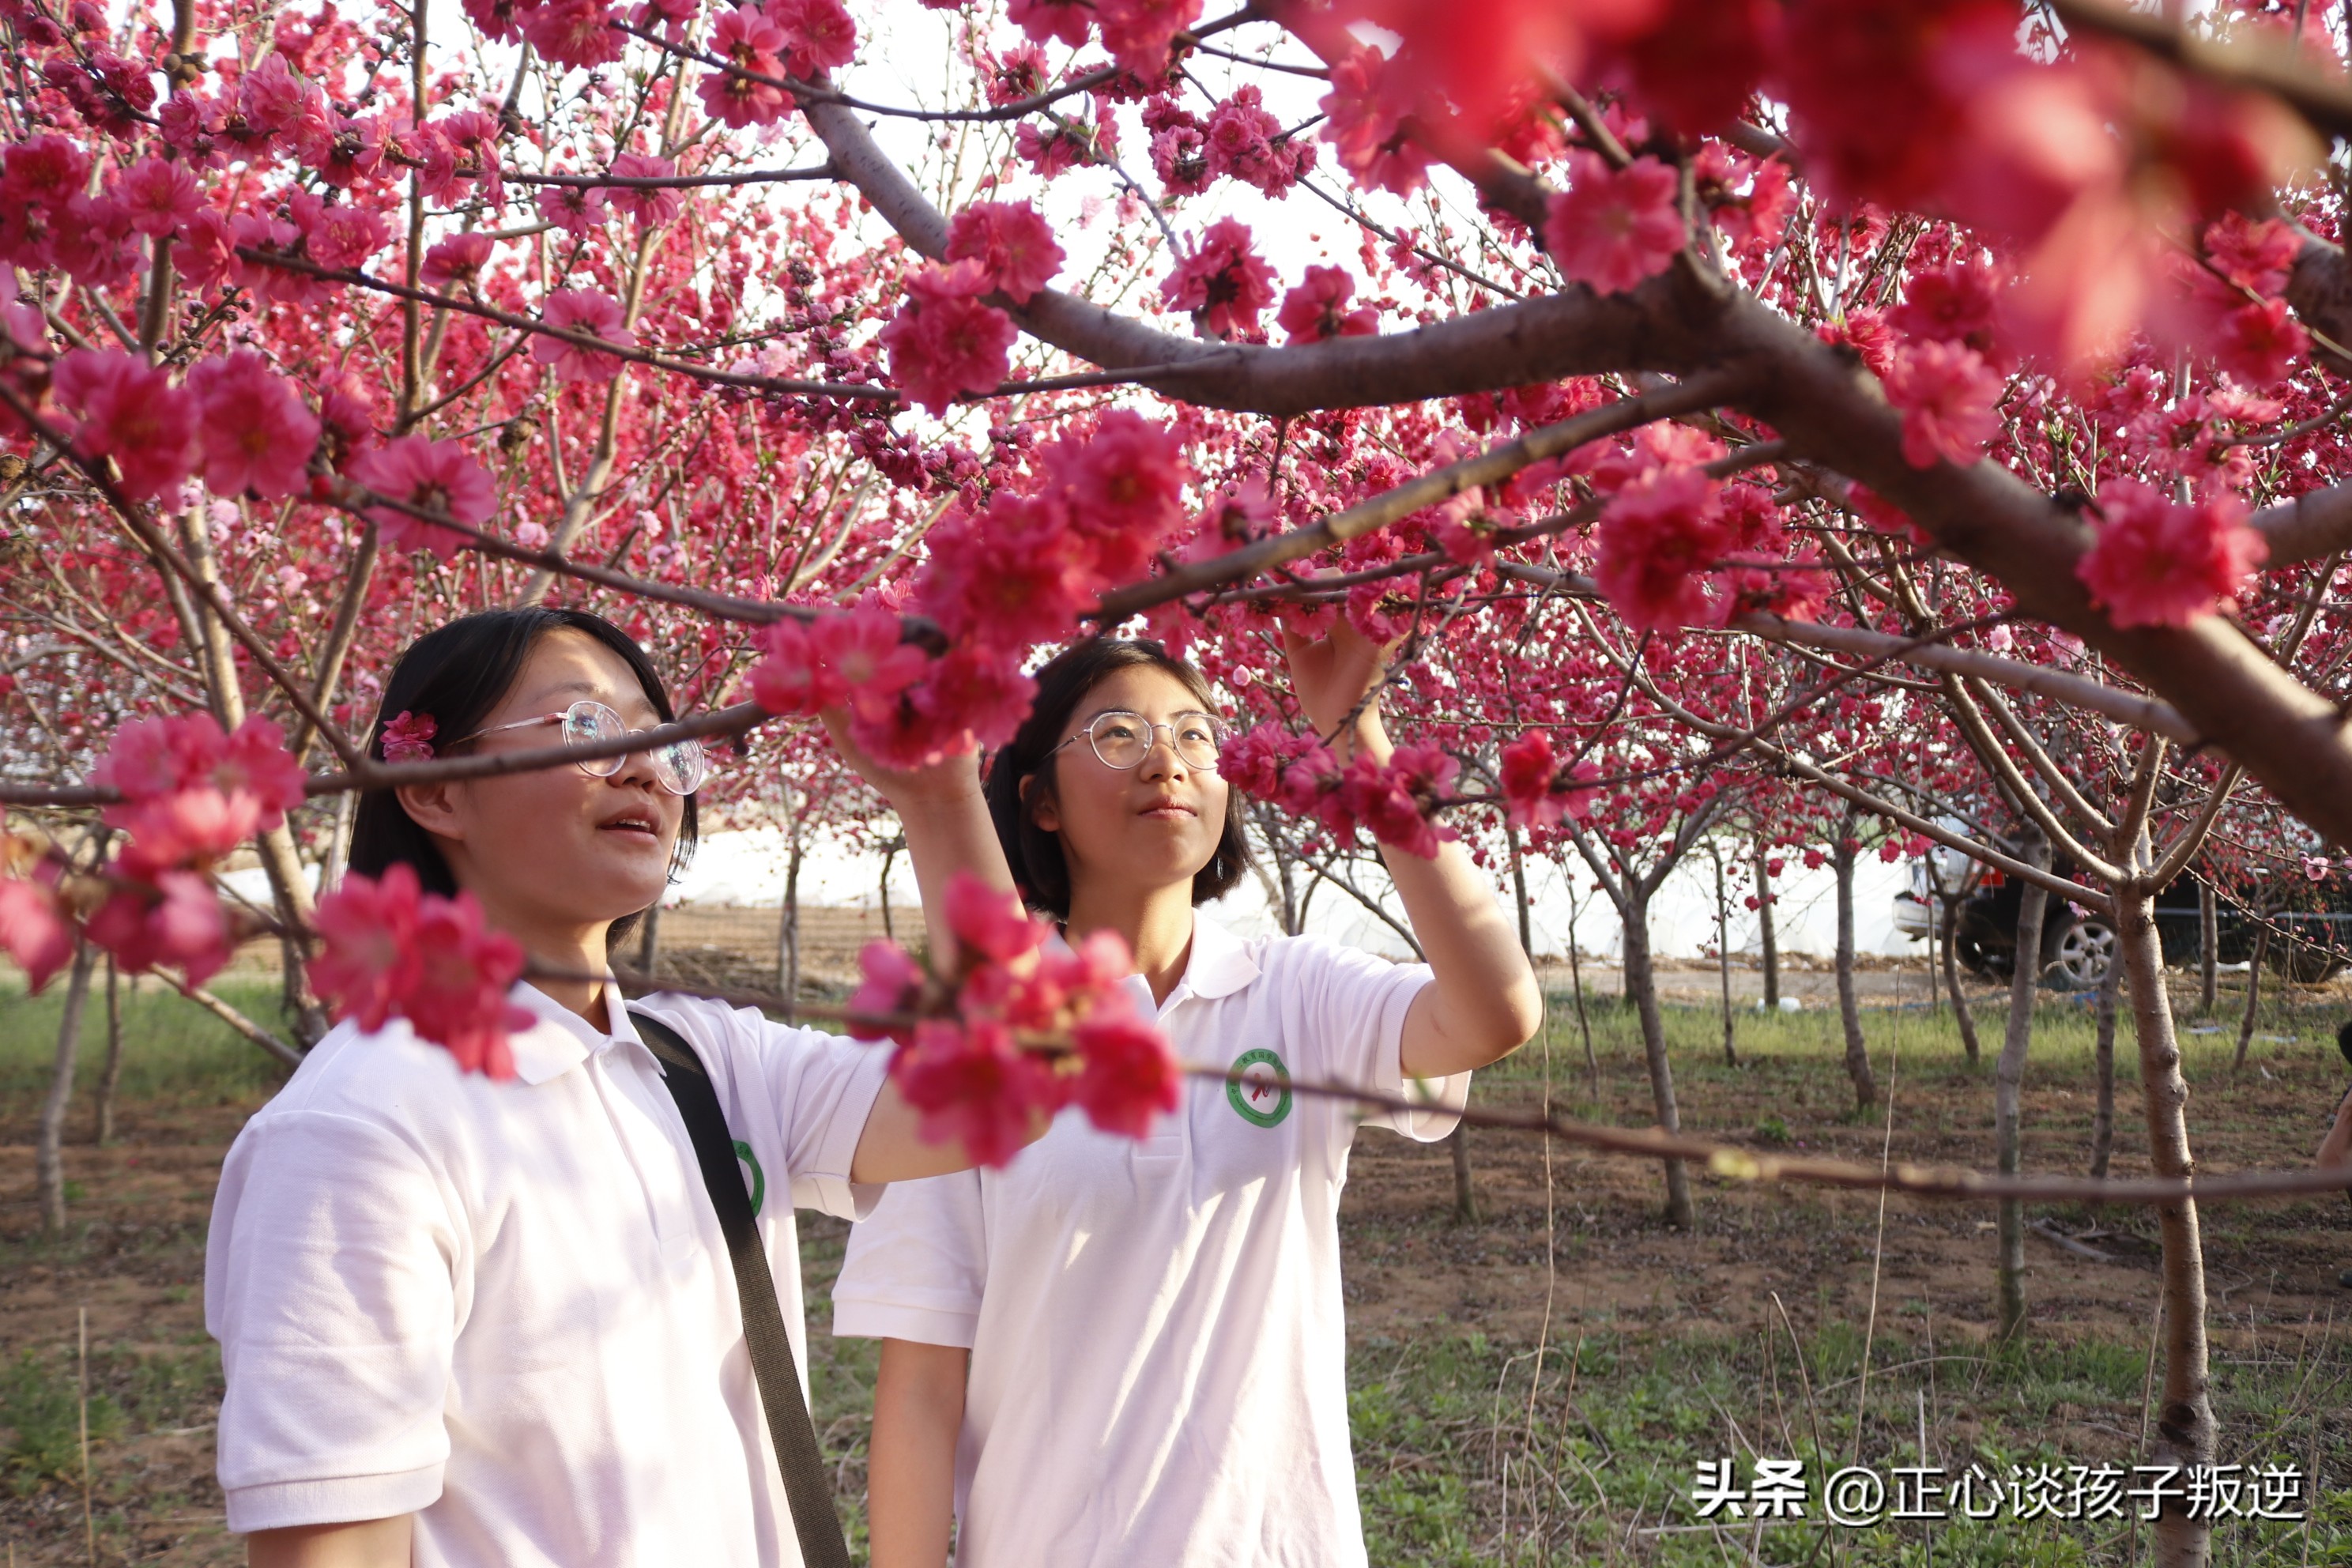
[12,1,2352,1559]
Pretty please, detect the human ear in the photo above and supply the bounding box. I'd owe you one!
[1019,772,1061,835]
[394,779,468,846]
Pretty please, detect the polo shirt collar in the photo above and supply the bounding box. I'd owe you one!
[1174,911,1260,1002]
[503,978,638,1086]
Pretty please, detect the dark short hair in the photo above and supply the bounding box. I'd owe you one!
[984,638,1250,921]
[347,608,698,947]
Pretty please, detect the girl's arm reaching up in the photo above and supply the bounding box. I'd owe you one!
[1282,621,1545,1080]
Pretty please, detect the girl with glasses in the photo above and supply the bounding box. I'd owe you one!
[834,625,1544,1568]
[206,607,1027,1568]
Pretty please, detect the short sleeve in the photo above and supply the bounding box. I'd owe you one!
[635,995,892,1221]
[1283,937,1467,1144]
[830,1171,988,1348]
[205,1110,460,1532]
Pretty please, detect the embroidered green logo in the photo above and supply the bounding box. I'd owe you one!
[734,1140,766,1217]
[1227,1047,1292,1128]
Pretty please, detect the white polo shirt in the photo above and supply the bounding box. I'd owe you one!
[205,982,889,1566]
[830,914,1465,1568]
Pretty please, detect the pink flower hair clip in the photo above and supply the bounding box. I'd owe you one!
[381,710,438,763]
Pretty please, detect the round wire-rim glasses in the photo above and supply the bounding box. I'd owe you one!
[455,699,708,796]
[1048,709,1224,772]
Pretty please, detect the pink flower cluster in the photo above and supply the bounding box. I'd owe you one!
[532,289,636,384]
[45,346,322,503]
[1159,218,1277,339]
[1495,731,1600,831]
[879,258,1017,415]
[310,865,535,1077]
[747,605,929,722]
[846,873,1181,1166]
[93,714,309,876]
[1276,266,1379,345]
[348,435,499,559]
[2075,479,2268,630]
[1219,725,1461,860]
[1544,153,1686,296]
[0,850,76,992]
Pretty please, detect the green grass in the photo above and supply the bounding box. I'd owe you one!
[0,975,292,1126]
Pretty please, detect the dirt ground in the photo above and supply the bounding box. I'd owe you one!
[5,935,2350,1563]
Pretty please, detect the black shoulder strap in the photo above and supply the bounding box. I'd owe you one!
[629,1005,852,1568]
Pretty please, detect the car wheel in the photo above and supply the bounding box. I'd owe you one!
[2050,918,2116,991]
[1954,927,2007,980]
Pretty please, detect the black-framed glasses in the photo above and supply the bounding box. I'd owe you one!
[456,699,708,795]
[1048,709,1223,771]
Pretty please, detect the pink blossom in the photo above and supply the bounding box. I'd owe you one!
[187,350,322,500]
[699,6,793,127]
[944,200,1064,305]
[1336,744,1458,860]
[2075,479,2267,629]
[901,644,1037,758]
[2211,297,2309,388]
[878,259,1016,415]
[1882,340,2003,469]
[1886,261,2004,360]
[521,0,624,70]
[890,1018,1057,1168]
[1204,85,1306,196]
[1007,0,1091,48]
[771,0,857,76]
[50,349,198,501]
[1160,217,1276,338]
[944,871,1048,965]
[1497,729,1594,830]
[421,232,495,290]
[1276,266,1378,345]
[86,869,233,986]
[1544,153,1685,296]
[0,873,76,992]
[2203,213,2301,295]
[1041,410,1190,579]
[93,711,306,873]
[236,54,309,138]
[1592,466,1732,635]
[349,435,497,559]
[605,152,684,227]
[172,209,234,291]
[536,183,610,237]
[1320,44,1430,198]
[533,289,635,383]
[1070,1001,1181,1138]
[813,607,929,722]
[310,865,533,1076]
[381,710,438,762]
[300,198,391,272]
[747,618,848,716]
[1095,0,1202,77]
[118,157,203,237]
[846,939,926,1043]
[916,491,1090,648]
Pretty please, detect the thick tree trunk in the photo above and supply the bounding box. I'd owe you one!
[1713,849,1736,1067]
[2116,890,2216,1568]
[2232,923,2267,1072]
[2089,943,2120,1179]
[1996,831,2050,1340]
[1832,831,1879,1114]
[2197,880,2218,1016]
[1753,842,1779,1010]
[1940,896,1981,1065]
[37,941,98,1231]
[94,958,124,1148]
[1566,883,1600,1100]
[879,835,903,944]
[1620,890,1694,1229]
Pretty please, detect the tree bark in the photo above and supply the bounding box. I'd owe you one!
[2089,940,2120,1179]
[1619,888,1694,1230]
[1996,830,2051,1340]
[1448,1125,1479,1223]
[1713,847,1736,1067]
[1832,827,1879,1114]
[37,940,98,1231]
[2197,880,2218,1016]
[1566,880,1600,1101]
[1940,895,1981,1065]
[778,785,804,1019]
[1752,842,1780,1010]
[2232,923,2267,1072]
[2116,889,2216,1568]
[634,903,662,978]
[94,958,123,1148]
